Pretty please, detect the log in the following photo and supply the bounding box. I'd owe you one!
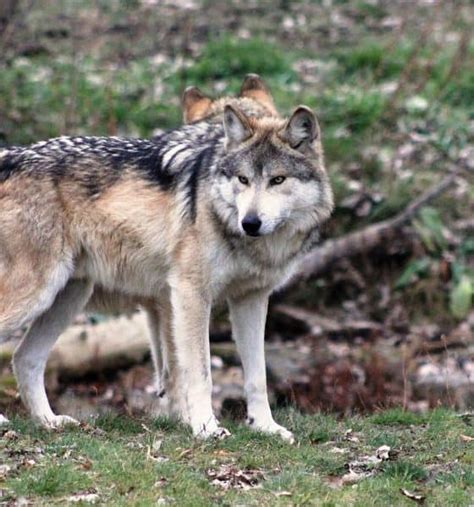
[0,312,151,378]
[49,312,151,377]
[273,304,383,338]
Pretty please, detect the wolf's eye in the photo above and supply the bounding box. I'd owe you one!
[238,176,249,185]
[270,176,286,186]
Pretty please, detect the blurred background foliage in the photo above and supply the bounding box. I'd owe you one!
[0,0,472,414]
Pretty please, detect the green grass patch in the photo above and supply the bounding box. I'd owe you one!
[0,56,181,145]
[369,408,428,425]
[1,409,473,505]
[177,36,297,86]
[334,39,412,80]
[382,461,428,481]
[94,413,146,434]
[10,465,91,497]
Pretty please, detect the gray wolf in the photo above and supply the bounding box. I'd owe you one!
[0,75,333,441]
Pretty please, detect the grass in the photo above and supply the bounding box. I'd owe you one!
[176,36,297,85]
[1,409,473,505]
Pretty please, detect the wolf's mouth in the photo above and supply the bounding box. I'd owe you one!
[245,231,261,238]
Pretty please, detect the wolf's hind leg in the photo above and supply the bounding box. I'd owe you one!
[0,259,73,339]
[145,304,170,416]
[12,279,93,429]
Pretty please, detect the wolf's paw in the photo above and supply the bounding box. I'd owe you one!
[40,415,80,430]
[271,425,295,444]
[151,391,171,418]
[248,418,295,444]
[0,414,10,427]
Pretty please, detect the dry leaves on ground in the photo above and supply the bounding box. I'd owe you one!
[337,445,396,485]
[206,464,264,490]
[67,491,100,504]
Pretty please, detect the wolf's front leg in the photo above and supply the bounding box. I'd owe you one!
[229,292,294,443]
[169,279,228,439]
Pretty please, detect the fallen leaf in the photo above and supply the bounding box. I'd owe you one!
[78,457,93,470]
[68,493,99,504]
[141,423,152,433]
[22,459,36,469]
[274,491,292,497]
[152,439,163,452]
[213,449,232,457]
[154,477,167,487]
[79,423,106,436]
[329,446,347,454]
[400,488,426,504]
[0,465,11,479]
[207,464,264,490]
[341,468,374,484]
[376,445,395,460]
[341,444,398,485]
[344,429,360,443]
[177,448,193,459]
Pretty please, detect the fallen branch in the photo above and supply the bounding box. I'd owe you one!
[273,304,383,338]
[291,173,459,285]
[0,313,151,379]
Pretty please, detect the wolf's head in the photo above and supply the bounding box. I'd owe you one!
[211,103,334,239]
[181,74,279,123]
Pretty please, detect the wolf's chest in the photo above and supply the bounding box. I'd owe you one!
[208,239,300,300]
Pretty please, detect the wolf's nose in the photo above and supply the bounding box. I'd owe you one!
[242,214,262,236]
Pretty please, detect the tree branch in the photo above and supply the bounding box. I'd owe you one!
[289,173,459,286]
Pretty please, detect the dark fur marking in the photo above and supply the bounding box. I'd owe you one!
[184,145,214,222]
[209,208,240,252]
[0,154,18,182]
[0,137,179,193]
[301,227,320,253]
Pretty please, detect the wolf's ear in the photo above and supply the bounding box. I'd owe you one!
[223,105,253,149]
[281,106,319,152]
[182,86,213,123]
[239,74,277,115]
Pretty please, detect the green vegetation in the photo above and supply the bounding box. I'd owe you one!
[1,409,472,505]
[177,36,297,86]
